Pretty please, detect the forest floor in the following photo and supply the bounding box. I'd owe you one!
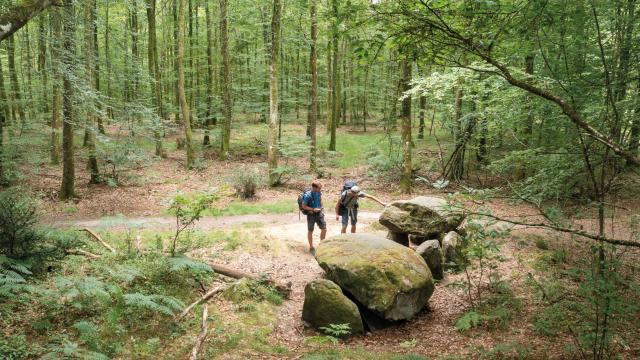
[9,123,640,359]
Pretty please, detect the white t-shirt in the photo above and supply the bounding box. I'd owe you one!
[341,190,366,209]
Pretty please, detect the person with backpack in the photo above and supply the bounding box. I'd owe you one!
[335,181,387,234]
[300,182,326,254]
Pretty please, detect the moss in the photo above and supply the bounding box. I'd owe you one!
[302,279,364,334]
[315,234,434,320]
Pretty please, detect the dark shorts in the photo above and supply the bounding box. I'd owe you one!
[307,212,327,232]
[341,208,358,227]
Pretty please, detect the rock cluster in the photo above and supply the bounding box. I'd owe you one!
[379,196,466,280]
[302,233,434,333]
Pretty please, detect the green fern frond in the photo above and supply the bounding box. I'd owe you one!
[168,256,213,273]
[123,292,181,316]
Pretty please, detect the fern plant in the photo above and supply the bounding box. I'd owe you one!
[318,323,351,338]
[0,255,34,298]
[123,293,184,316]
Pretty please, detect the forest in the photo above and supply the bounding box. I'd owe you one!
[0,0,639,359]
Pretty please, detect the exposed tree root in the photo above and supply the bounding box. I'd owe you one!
[189,304,209,360]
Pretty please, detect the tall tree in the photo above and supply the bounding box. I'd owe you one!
[177,0,193,168]
[0,0,56,42]
[219,0,232,160]
[308,0,318,173]
[59,0,75,200]
[85,0,100,184]
[328,0,339,151]
[399,57,412,193]
[146,0,164,157]
[7,35,24,124]
[50,7,62,165]
[267,0,281,186]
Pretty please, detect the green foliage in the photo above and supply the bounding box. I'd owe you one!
[318,323,351,338]
[228,166,263,199]
[0,255,34,298]
[0,334,43,360]
[122,292,184,316]
[455,310,494,332]
[168,256,213,274]
[99,139,152,186]
[270,136,310,185]
[167,191,220,256]
[0,189,41,259]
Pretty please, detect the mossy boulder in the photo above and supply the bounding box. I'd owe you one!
[223,278,254,303]
[379,197,464,238]
[302,279,364,334]
[315,233,434,321]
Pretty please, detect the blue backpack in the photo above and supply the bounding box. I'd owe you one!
[297,188,312,218]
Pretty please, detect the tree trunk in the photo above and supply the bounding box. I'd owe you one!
[50,8,62,165]
[85,0,100,184]
[146,0,164,157]
[173,0,180,124]
[399,57,412,194]
[523,53,534,145]
[38,15,48,115]
[329,0,339,151]
[308,0,318,173]
[0,48,10,124]
[418,95,426,139]
[59,0,75,200]
[267,0,281,186]
[7,36,24,124]
[177,0,193,168]
[219,0,232,160]
[205,0,215,132]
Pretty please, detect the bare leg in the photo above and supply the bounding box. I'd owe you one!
[341,226,347,234]
[351,224,356,233]
[320,229,327,240]
[307,231,314,249]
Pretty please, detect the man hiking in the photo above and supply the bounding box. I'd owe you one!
[335,182,387,234]
[301,182,327,254]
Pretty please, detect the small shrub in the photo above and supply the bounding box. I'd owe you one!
[318,323,351,338]
[0,189,42,259]
[228,167,262,199]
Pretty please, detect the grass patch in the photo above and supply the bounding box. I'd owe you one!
[204,199,295,217]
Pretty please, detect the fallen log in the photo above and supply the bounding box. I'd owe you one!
[81,228,116,254]
[189,305,209,360]
[174,285,226,322]
[66,248,101,259]
[208,262,292,299]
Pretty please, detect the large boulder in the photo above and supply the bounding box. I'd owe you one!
[302,279,364,334]
[315,233,434,321]
[379,196,464,238]
[416,240,444,280]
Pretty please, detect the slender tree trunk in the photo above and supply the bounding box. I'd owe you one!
[308,0,318,173]
[7,36,24,124]
[146,0,164,157]
[260,6,270,124]
[630,79,640,154]
[104,2,113,120]
[523,53,534,145]
[418,95,425,139]
[329,0,339,151]
[205,0,215,131]
[85,0,100,184]
[173,0,180,124]
[59,0,76,200]
[50,8,62,165]
[267,0,281,186]
[219,0,232,160]
[91,1,103,134]
[38,15,48,116]
[399,57,412,193]
[177,0,193,168]
[0,48,10,124]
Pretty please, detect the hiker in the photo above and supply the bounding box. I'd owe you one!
[335,182,386,234]
[300,182,327,254]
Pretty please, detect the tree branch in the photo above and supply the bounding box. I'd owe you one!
[0,0,60,42]
[466,211,640,248]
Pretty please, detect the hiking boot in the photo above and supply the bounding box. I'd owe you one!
[309,246,316,256]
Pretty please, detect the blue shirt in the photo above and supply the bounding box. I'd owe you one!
[303,191,322,209]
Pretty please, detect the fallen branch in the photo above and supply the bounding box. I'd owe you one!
[66,248,101,259]
[465,211,640,248]
[81,228,116,254]
[189,305,209,360]
[208,262,292,299]
[174,285,226,322]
